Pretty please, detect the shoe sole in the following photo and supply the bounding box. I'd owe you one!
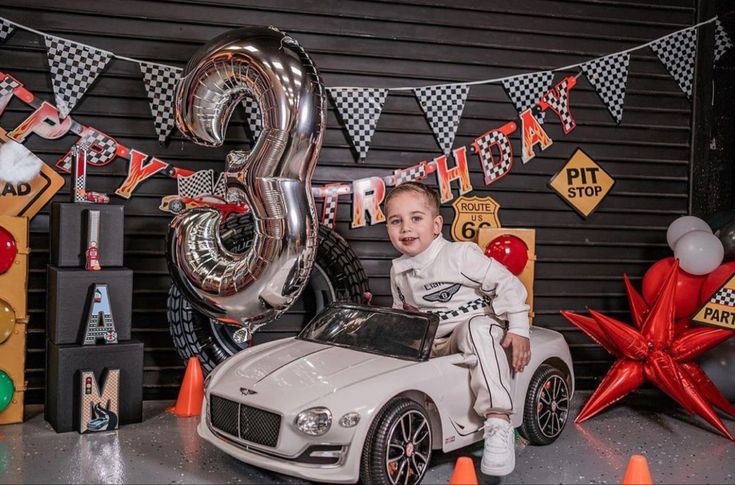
[481,459,515,476]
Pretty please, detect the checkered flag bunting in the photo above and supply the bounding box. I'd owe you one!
[413,84,469,156]
[44,35,112,118]
[474,130,512,183]
[0,18,15,42]
[650,27,697,99]
[393,163,428,185]
[140,62,182,143]
[242,95,263,140]
[582,53,630,124]
[329,87,388,161]
[714,19,733,64]
[177,169,214,198]
[502,71,553,122]
[711,288,735,307]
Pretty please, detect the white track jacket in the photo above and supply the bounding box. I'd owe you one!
[390,236,530,339]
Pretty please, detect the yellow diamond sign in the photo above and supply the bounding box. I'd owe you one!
[549,148,614,218]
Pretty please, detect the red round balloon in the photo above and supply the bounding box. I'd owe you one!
[699,261,735,305]
[484,235,528,275]
[642,257,705,319]
[0,226,17,274]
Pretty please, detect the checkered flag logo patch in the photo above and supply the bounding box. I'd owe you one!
[241,95,263,140]
[0,18,15,42]
[140,62,182,143]
[177,169,214,198]
[650,27,697,99]
[414,84,469,156]
[712,288,735,307]
[329,87,388,161]
[582,52,630,124]
[502,71,553,123]
[714,19,733,64]
[44,35,112,118]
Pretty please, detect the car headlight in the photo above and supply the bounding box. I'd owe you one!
[295,407,332,436]
[339,412,360,428]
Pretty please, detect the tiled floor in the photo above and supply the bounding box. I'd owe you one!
[0,392,733,484]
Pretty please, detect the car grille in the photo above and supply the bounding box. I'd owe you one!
[210,395,281,448]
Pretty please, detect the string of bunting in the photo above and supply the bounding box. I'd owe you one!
[0,16,731,229]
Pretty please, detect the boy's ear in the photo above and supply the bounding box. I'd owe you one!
[433,214,443,235]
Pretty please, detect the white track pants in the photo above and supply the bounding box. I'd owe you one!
[431,315,513,417]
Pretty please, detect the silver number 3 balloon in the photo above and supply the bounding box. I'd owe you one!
[166,27,325,338]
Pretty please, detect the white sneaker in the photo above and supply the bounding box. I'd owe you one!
[481,417,515,476]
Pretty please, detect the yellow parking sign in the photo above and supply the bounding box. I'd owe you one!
[549,148,615,218]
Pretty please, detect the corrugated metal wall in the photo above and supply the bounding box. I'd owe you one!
[0,0,704,403]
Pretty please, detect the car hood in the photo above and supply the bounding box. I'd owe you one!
[210,338,416,408]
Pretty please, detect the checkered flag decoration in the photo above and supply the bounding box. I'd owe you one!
[0,18,15,42]
[329,87,388,161]
[711,288,735,307]
[714,19,733,64]
[393,162,428,185]
[650,27,697,100]
[177,169,214,198]
[414,84,469,156]
[213,173,226,198]
[140,62,182,143]
[502,71,553,123]
[582,52,630,124]
[241,95,263,140]
[44,35,112,118]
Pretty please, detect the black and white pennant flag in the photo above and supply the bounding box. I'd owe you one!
[241,95,263,140]
[413,84,469,156]
[502,71,553,122]
[714,19,733,64]
[140,62,182,143]
[582,52,630,124]
[44,36,112,118]
[329,87,388,161]
[0,18,15,42]
[650,27,697,99]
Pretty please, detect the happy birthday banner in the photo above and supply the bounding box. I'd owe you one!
[0,16,731,229]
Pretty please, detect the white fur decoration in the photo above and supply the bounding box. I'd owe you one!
[0,140,43,183]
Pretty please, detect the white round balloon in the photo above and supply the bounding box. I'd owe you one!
[673,230,724,275]
[666,215,711,250]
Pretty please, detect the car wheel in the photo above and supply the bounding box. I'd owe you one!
[167,213,370,374]
[360,399,432,485]
[519,364,570,445]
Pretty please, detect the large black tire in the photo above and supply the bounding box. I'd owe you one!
[360,399,432,485]
[167,213,369,374]
[519,364,570,445]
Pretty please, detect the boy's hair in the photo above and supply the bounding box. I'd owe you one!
[384,182,441,216]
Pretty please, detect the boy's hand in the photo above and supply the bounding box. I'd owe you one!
[501,333,531,373]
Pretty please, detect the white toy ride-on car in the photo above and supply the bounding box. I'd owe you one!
[198,303,574,484]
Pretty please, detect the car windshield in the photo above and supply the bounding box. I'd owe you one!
[298,304,438,361]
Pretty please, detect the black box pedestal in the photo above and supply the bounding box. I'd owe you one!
[47,266,132,344]
[50,202,125,267]
[45,340,143,433]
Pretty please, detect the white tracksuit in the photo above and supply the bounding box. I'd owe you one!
[390,235,530,416]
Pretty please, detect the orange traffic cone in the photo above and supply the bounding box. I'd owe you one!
[622,454,653,485]
[449,456,478,485]
[170,356,204,417]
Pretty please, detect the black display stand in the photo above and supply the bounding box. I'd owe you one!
[45,202,142,433]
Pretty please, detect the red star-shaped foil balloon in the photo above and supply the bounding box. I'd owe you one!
[561,261,735,440]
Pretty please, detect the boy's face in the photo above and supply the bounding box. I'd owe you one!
[385,191,443,257]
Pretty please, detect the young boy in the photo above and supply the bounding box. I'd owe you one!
[384,182,531,477]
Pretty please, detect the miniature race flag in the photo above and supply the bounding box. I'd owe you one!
[44,35,112,118]
[241,95,263,140]
[692,273,735,330]
[0,18,15,42]
[140,62,182,143]
[582,52,630,124]
[177,169,214,198]
[502,71,553,123]
[414,84,469,156]
[714,19,733,64]
[650,27,697,99]
[329,87,388,161]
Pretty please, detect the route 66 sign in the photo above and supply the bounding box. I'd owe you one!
[451,195,501,242]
